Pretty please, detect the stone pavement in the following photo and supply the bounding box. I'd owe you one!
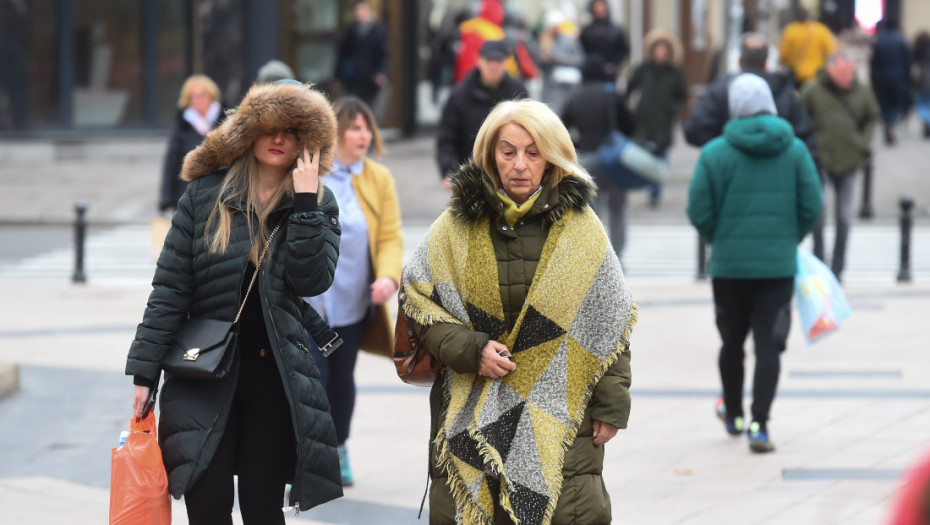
[0,280,929,524]
[1,118,929,524]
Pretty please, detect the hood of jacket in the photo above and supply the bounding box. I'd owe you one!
[449,161,594,228]
[180,81,336,182]
[643,28,683,65]
[480,0,504,26]
[723,113,794,156]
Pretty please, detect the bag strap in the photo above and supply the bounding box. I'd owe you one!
[233,216,286,324]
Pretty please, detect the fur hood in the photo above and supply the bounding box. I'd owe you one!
[181,81,336,181]
[643,29,683,65]
[449,162,595,227]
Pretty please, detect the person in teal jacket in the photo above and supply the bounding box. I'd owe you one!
[687,73,822,453]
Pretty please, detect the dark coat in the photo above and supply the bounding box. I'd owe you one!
[627,62,687,148]
[871,28,913,84]
[687,114,822,278]
[579,19,629,72]
[126,81,344,511]
[436,68,526,179]
[159,111,217,211]
[683,69,820,168]
[419,163,633,524]
[335,22,388,103]
[561,81,635,152]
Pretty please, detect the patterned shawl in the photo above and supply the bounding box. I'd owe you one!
[403,204,637,525]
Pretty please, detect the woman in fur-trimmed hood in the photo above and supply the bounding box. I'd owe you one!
[402,99,636,525]
[126,79,344,523]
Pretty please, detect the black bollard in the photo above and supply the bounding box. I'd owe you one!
[859,149,874,219]
[897,195,913,283]
[72,200,87,283]
[697,235,708,281]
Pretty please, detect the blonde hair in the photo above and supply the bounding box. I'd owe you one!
[205,153,294,265]
[177,74,222,110]
[333,96,384,158]
[472,99,591,189]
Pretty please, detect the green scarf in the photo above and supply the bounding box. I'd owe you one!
[403,205,636,525]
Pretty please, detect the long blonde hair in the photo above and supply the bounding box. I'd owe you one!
[205,154,294,265]
[472,99,592,189]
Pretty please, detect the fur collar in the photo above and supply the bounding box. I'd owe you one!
[449,161,595,227]
[181,82,336,181]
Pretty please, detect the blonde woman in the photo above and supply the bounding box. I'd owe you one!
[159,74,223,212]
[404,99,636,525]
[307,96,402,486]
[127,80,343,524]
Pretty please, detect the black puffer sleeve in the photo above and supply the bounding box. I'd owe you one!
[125,180,198,384]
[284,185,341,297]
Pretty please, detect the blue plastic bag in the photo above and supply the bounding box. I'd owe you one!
[794,249,851,343]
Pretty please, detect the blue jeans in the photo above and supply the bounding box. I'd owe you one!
[916,92,930,125]
[812,171,856,278]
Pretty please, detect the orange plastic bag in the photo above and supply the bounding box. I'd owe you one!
[109,412,171,525]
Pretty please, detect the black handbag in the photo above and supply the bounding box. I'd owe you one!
[161,219,284,380]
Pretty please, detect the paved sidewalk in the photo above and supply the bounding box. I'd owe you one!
[0,280,928,524]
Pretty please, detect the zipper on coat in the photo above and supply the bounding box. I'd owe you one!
[260,264,306,509]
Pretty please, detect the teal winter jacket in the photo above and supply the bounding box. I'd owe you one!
[687,114,822,278]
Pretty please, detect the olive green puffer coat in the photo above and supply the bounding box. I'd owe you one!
[125,172,343,510]
[417,163,633,525]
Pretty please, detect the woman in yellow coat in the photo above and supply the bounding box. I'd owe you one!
[307,96,403,486]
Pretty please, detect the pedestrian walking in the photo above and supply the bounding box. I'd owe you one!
[779,7,837,87]
[453,0,507,84]
[125,79,343,523]
[579,0,629,81]
[538,9,583,112]
[684,32,819,167]
[561,57,636,260]
[914,31,930,138]
[626,29,687,208]
[870,19,913,145]
[334,1,388,108]
[306,96,403,487]
[159,74,223,213]
[687,73,822,453]
[436,39,526,184]
[801,52,879,281]
[407,99,635,525]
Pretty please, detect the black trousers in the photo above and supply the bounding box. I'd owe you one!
[712,277,793,426]
[184,346,296,525]
[311,318,366,444]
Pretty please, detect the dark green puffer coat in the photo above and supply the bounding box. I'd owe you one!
[418,163,633,525]
[125,172,343,510]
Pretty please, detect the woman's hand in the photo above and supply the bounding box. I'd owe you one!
[592,420,619,446]
[133,385,151,422]
[478,340,516,379]
[293,148,321,194]
[370,277,398,305]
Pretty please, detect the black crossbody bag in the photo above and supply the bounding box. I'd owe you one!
[161,218,284,380]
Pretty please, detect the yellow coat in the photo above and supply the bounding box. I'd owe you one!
[779,21,837,84]
[352,157,403,357]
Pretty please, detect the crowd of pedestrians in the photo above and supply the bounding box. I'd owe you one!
[136,1,930,523]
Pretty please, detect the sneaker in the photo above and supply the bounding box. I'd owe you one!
[748,421,775,453]
[337,444,355,486]
[715,397,744,436]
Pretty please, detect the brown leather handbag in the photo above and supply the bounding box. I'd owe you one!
[393,277,441,386]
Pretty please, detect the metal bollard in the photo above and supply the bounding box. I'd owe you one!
[859,149,874,219]
[897,195,913,283]
[697,235,708,281]
[72,200,87,283]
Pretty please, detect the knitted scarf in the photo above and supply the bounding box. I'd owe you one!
[403,204,636,525]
